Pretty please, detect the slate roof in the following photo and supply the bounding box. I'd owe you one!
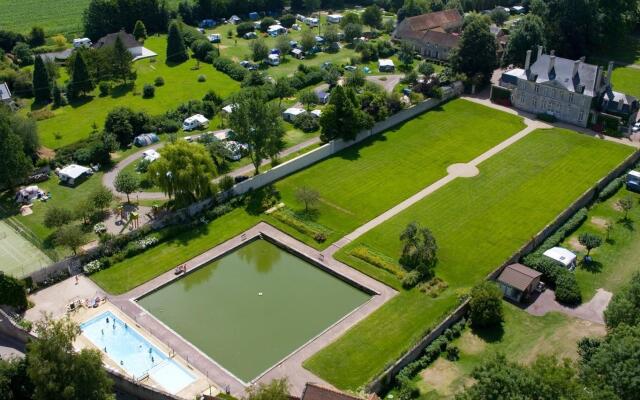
[497,263,541,292]
[93,30,140,49]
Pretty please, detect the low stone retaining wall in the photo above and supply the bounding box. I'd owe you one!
[366,147,640,394]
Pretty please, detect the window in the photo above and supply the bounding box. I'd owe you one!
[579,111,584,121]
[569,93,574,103]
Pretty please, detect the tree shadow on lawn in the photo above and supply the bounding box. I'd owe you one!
[110,82,134,99]
[471,323,505,344]
[336,132,388,161]
[167,222,211,247]
[293,208,320,222]
[617,217,634,231]
[579,259,603,273]
[67,95,94,109]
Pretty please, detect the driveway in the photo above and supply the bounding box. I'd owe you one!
[525,288,612,324]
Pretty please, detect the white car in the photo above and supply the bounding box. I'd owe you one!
[633,122,640,132]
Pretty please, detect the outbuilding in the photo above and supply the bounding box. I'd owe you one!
[378,58,395,72]
[543,247,577,270]
[182,114,209,131]
[58,164,92,186]
[327,14,343,24]
[497,263,542,302]
[283,107,306,121]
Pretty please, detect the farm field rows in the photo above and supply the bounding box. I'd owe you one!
[304,127,634,390]
[272,99,526,247]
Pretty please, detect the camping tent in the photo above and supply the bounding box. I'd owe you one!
[58,164,92,186]
[283,107,306,121]
[15,186,44,203]
[134,133,159,147]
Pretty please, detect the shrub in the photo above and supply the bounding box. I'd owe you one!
[293,113,319,132]
[191,39,214,61]
[554,270,582,305]
[271,210,327,242]
[469,282,504,328]
[402,270,423,289]
[313,232,327,242]
[350,246,406,278]
[98,81,111,96]
[154,76,165,86]
[212,57,247,81]
[0,274,27,309]
[236,22,255,37]
[446,346,460,361]
[418,277,448,297]
[219,175,235,192]
[598,177,623,201]
[198,74,206,82]
[142,84,155,98]
[83,260,103,274]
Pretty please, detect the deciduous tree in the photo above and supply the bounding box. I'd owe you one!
[295,186,320,213]
[503,14,546,66]
[468,281,504,328]
[604,272,640,329]
[362,5,383,29]
[44,207,74,228]
[451,14,496,85]
[319,85,372,141]
[54,224,85,254]
[399,221,438,278]
[578,232,602,256]
[114,170,140,203]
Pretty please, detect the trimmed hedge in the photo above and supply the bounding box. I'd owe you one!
[0,274,27,309]
[537,208,588,254]
[598,177,623,201]
[350,246,406,278]
[212,57,247,81]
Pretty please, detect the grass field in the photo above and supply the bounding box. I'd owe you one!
[562,187,640,300]
[0,0,180,34]
[304,128,634,390]
[0,172,105,260]
[272,99,526,247]
[611,67,640,98]
[90,208,260,294]
[414,303,606,399]
[30,35,240,149]
[0,220,52,277]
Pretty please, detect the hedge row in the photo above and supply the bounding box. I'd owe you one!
[212,57,248,81]
[271,209,327,243]
[350,246,407,278]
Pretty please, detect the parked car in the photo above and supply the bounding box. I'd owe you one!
[344,65,357,71]
[234,175,249,183]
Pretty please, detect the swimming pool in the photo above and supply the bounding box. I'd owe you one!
[81,311,195,394]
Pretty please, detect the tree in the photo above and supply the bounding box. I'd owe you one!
[343,23,363,44]
[504,14,546,66]
[319,85,372,142]
[579,324,640,399]
[275,35,291,60]
[0,273,27,309]
[303,0,320,13]
[617,196,633,219]
[206,139,231,174]
[273,78,295,107]
[27,315,113,400]
[75,197,96,225]
[44,207,74,228]
[55,224,85,254]
[12,42,33,66]
[251,39,269,62]
[468,281,504,328]
[133,20,148,41]
[345,69,366,87]
[0,117,32,189]
[397,40,415,68]
[91,186,114,212]
[114,170,140,203]
[362,5,383,29]
[0,357,33,399]
[295,186,320,213]
[246,378,289,400]
[111,35,133,82]
[340,12,360,27]
[236,22,255,37]
[529,0,549,18]
[398,0,424,22]
[399,221,438,278]
[298,89,317,111]
[323,24,340,45]
[32,56,52,103]
[490,7,509,26]
[578,232,602,256]
[28,26,45,47]
[451,15,496,85]
[166,21,188,63]
[148,141,217,205]
[228,90,285,174]
[604,272,640,329]
[418,61,435,76]
[300,30,316,52]
[260,17,276,33]
[68,51,94,98]
[280,14,296,28]
[9,111,39,163]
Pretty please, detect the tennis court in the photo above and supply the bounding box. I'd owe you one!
[0,220,52,278]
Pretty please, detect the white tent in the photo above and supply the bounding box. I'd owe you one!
[142,149,161,163]
[58,164,92,185]
[283,107,306,121]
[15,186,43,203]
[543,247,577,270]
[310,109,322,118]
[327,14,342,24]
[378,59,395,72]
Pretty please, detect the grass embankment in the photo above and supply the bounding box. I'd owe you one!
[304,128,634,390]
[271,99,526,248]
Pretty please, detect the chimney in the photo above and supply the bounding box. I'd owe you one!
[548,55,556,76]
[606,61,614,86]
[524,49,532,71]
[573,59,581,78]
[595,68,603,93]
[537,45,543,59]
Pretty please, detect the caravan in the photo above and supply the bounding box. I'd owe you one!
[182,114,209,131]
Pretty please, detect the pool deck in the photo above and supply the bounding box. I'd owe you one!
[109,222,398,397]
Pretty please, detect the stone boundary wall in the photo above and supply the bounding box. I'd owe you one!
[366,148,640,393]
[231,82,464,196]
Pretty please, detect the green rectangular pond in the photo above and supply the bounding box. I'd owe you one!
[137,239,371,382]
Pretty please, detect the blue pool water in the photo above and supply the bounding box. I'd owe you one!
[81,311,195,394]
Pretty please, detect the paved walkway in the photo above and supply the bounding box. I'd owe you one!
[525,288,612,324]
[109,222,396,397]
[324,118,548,255]
[103,134,322,201]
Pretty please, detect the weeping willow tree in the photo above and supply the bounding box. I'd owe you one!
[148,141,217,206]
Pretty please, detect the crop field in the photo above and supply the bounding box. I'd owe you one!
[304,128,634,390]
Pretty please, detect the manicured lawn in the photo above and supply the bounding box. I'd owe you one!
[305,128,633,390]
[0,172,105,260]
[611,67,640,98]
[273,99,526,247]
[562,188,640,300]
[90,208,260,294]
[31,35,240,149]
[414,303,606,399]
